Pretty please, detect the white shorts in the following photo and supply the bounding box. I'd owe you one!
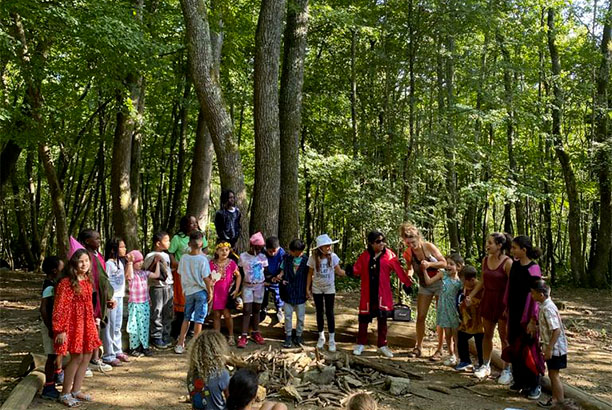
[242,283,265,304]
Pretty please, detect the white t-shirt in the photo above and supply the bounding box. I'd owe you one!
[239,252,268,284]
[538,298,568,356]
[106,259,126,298]
[307,253,340,294]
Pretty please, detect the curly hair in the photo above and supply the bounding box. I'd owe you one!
[187,330,229,383]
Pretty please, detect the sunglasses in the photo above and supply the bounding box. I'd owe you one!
[374,238,386,244]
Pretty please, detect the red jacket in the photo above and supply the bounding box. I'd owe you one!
[354,248,412,315]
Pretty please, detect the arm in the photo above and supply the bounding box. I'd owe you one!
[232,269,242,297]
[391,257,412,286]
[52,281,72,344]
[423,270,443,286]
[169,253,179,270]
[421,242,447,270]
[204,276,213,303]
[125,254,134,281]
[545,328,561,360]
[148,256,162,279]
[214,211,227,240]
[334,264,346,277]
[503,257,513,276]
[306,267,314,299]
[467,280,484,301]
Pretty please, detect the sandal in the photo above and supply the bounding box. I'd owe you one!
[429,350,442,361]
[59,394,80,407]
[408,347,422,358]
[71,391,93,402]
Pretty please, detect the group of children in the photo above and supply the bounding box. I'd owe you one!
[37,219,567,409]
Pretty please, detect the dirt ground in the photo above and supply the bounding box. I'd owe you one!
[1,270,610,409]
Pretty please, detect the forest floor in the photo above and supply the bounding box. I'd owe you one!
[1,270,610,409]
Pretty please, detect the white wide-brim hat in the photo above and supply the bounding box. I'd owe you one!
[314,234,338,249]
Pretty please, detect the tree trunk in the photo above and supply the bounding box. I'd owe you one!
[589,0,611,287]
[279,0,309,247]
[547,8,586,284]
[180,0,250,250]
[11,173,36,269]
[0,140,23,193]
[251,0,286,238]
[187,109,215,230]
[350,28,358,158]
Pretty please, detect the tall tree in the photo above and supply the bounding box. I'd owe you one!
[251,0,286,237]
[279,0,309,247]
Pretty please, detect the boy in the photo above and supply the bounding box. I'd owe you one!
[530,279,567,408]
[276,239,308,347]
[174,231,213,354]
[455,265,485,372]
[40,256,64,399]
[261,236,286,324]
[145,231,173,349]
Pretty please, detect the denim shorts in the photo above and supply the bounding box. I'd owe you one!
[183,290,208,324]
[418,279,442,296]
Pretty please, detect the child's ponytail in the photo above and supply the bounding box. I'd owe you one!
[512,235,542,260]
[490,232,513,256]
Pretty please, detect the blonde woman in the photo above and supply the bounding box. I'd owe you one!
[399,223,446,359]
[187,330,230,410]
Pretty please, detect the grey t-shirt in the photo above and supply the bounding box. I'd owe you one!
[188,368,230,410]
[308,253,340,294]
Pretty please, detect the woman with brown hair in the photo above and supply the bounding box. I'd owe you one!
[399,223,446,359]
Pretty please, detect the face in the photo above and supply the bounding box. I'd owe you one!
[187,217,198,234]
[118,241,127,257]
[446,258,457,274]
[371,236,386,253]
[86,232,101,251]
[57,260,65,274]
[486,236,501,255]
[133,260,144,270]
[226,192,235,207]
[463,277,476,289]
[289,250,303,257]
[77,253,90,274]
[251,244,264,254]
[266,247,280,257]
[510,242,525,259]
[402,231,419,249]
[319,244,332,255]
[157,235,171,251]
[216,246,230,260]
[530,289,545,302]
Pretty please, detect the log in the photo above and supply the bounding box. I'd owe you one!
[17,353,47,376]
[468,341,612,410]
[348,354,423,380]
[0,370,45,410]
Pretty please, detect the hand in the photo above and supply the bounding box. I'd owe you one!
[465,297,472,307]
[527,319,537,338]
[420,260,431,270]
[126,253,134,263]
[55,332,66,345]
[544,346,553,361]
[107,299,117,309]
[306,290,312,300]
[154,254,162,263]
[231,290,239,298]
[171,260,179,270]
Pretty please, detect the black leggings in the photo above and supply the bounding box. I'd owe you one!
[313,293,335,333]
[457,331,484,366]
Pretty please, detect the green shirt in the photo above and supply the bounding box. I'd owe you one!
[169,233,208,261]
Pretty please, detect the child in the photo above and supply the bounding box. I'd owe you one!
[53,249,102,407]
[102,237,130,366]
[187,330,231,410]
[145,231,174,349]
[237,232,268,348]
[40,256,64,400]
[175,231,213,354]
[276,239,308,348]
[169,215,206,339]
[226,369,287,410]
[352,231,411,358]
[307,234,345,352]
[346,392,377,410]
[455,265,484,372]
[531,279,567,408]
[77,230,115,372]
[505,235,544,400]
[126,250,161,357]
[210,242,241,346]
[261,236,285,323]
[214,189,242,250]
[423,253,463,366]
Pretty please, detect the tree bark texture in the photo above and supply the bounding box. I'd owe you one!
[180,0,249,250]
[187,109,215,230]
[547,8,586,284]
[279,0,309,248]
[589,0,611,287]
[251,0,286,238]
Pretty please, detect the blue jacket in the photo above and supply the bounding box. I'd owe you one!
[279,254,308,305]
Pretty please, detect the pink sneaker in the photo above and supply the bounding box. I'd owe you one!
[252,332,265,345]
[237,335,248,349]
[116,353,130,363]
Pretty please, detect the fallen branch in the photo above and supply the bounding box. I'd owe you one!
[348,354,423,380]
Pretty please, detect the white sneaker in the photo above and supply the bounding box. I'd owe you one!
[174,344,185,354]
[353,344,365,356]
[316,332,325,349]
[378,346,394,358]
[276,310,285,324]
[443,355,457,366]
[498,367,513,385]
[474,364,491,379]
[84,368,93,378]
[90,359,112,372]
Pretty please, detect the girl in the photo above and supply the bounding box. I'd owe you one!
[169,215,205,338]
[187,330,231,410]
[352,231,412,358]
[400,223,446,359]
[237,233,268,348]
[307,234,346,352]
[422,254,463,366]
[126,250,161,356]
[101,238,130,366]
[226,369,287,410]
[77,229,115,372]
[210,242,241,346]
[468,232,513,382]
[504,236,544,400]
[53,249,102,407]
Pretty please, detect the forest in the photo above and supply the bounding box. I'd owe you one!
[0,0,610,288]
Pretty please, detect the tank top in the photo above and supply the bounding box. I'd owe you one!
[482,256,509,291]
[409,245,439,282]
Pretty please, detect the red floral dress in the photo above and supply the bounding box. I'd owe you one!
[52,278,102,355]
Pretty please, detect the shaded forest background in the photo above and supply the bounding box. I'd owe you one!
[0,0,610,287]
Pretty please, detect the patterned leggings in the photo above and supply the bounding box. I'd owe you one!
[127,301,150,350]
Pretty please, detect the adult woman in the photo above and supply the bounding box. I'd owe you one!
[467,232,513,382]
[400,223,446,358]
[352,231,412,358]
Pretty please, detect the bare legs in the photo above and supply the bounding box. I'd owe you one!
[213,309,234,337]
[482,318,508,367]
[415,294,434,352]
[62,352,93,399]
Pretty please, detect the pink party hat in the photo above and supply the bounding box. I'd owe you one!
[68,236,85,259]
